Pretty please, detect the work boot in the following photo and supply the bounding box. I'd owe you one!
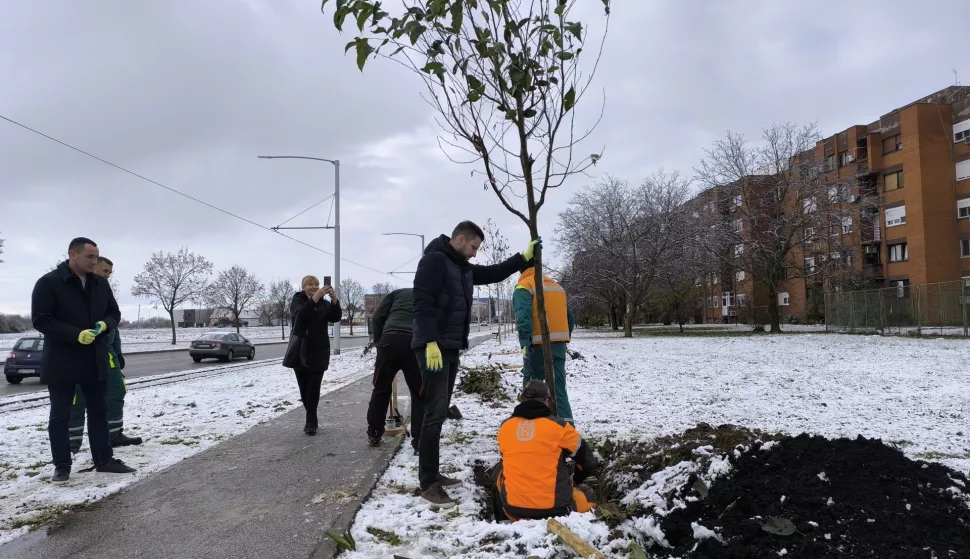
[95,458,136,474]
[52,466,71,483]
[420,482,457,509]
[447,405,463,420]
[437,473,463,488]
[367,429,382,447]
[111,432,143,447]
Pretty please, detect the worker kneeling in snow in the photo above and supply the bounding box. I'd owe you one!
[494,380,598,521]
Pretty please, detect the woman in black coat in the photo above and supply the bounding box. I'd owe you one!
[289,275,343,435]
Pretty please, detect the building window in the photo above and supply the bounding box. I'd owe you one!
[958,199,970,219]
[889,243,908,262]
[844,249,855,266]
[958,160,970,182]
[841,216,853,234]
[825,155,836,172]
[802,199,817,214]
[732,195,742,208]
[962,239,970,258]
[722,292,735,307]
[839,151,855,166]
[882,133,902,154]
[804,227,815,241]
[885,205,906,227]
[736,270,745,282]
[884,170,903,191]
[733,244,743,257]
[778,292,790,306]
[894,279,910,298]
[805,256,816,273]
[737,293,748,307]
[955,120,970,143]
[732,219,742,233]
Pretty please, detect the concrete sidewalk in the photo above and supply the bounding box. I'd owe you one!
[1,375,403,559]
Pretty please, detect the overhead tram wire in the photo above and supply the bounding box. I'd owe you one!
[276,194,334,228]
[0,114,394,278]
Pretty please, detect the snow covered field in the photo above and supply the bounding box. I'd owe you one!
[341,333,970,558]
[0,325,364,362]
[0,350,375,545]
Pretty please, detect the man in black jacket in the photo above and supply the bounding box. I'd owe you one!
[412,221,540,508]
[365,288,422,449]
[32,237,136,482]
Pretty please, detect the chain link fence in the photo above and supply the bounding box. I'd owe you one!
[825,280,970,337]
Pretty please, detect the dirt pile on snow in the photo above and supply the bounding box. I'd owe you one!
[611,431,970,558]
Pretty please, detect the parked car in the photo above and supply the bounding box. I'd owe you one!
[189,332,255,363]
[5,336,44,384]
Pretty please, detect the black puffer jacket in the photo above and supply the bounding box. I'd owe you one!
[411,234,525,350]
[31,262,121,385]
[289,291,343,372]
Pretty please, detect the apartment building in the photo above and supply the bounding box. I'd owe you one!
[697,85,970,324]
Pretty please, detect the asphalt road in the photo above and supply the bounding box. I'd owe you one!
[1,335,372,398]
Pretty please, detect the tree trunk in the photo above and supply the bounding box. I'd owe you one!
[349,318,354,336]
[280,317,285,340]
[532,243,558,416]
[167,309,177,345]
[609,305,619,330]
[767,285,781,333]
[235,312,241,334]
[624,301,634,337]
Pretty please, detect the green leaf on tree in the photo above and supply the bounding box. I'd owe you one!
[421,61,446,82]
[563,86,576,111]
[505,109,517,121]
[590,153,601,165]
[523,108,537,118]
[450,0,464,33]
[759,516,797,536]
[408,23,426,45]
[564,21,583,41]
[556,51,574,61]
[355,39,375,71]
[554,0,567,16]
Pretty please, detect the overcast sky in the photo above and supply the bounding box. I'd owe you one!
[1,0,968,321]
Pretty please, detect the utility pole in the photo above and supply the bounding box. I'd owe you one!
[381,232,425,275]
[257,155,343,354]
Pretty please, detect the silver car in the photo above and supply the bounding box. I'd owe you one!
[189,332,256,363]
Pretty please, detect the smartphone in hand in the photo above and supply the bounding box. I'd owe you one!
[324,276,332,287]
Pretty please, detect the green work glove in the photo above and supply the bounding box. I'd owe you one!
[425,341,443,372]
[93,321,107,335]
[522,237,542,261]
[78,329,97,345]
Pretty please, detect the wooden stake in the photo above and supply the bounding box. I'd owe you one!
[384,374,406,437]
[546,519,607,559]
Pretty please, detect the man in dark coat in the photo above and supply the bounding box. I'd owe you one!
[412,220,540,508]
[365,288,422,449]
[31,237,136,482]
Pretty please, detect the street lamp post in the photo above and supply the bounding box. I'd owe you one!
[258,155,343,354]
[381,232,425,260]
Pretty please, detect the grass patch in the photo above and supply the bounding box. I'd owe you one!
[457,364,514,402]
[25,471,39,477]
[366,526,404,546]
[158,437,185,446]
[26,461,47,469]
[152,412,165,418]
[7,426,19,431]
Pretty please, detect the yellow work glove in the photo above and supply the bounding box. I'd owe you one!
[425,341,443,372]
[78,329,97,345]
[522,237,542,261]
[93,321,108,335]
[521,347,528,357]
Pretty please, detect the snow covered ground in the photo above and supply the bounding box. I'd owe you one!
[0,350,375,545]
[340,333,970,558]
[0,325,364,362]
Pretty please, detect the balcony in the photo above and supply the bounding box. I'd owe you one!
[855,160,873,176]
[863,264,884,279]
[860,221,881,244]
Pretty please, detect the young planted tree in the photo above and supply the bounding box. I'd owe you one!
[266,278,295,339]
[695,123,869,332]
[320,0,611,412]
[131,248,213,344]
[207,266,264,334]
[558,172,692,337]
[340,278,366,335]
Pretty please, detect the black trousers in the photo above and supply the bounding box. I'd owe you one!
[366,333,423,449]
[415,347,460,490]
[48,380,113,469]
[293,367,324,428]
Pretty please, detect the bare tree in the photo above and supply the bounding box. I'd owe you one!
[321,0,611,413]
[558,172,693,337]
[481,219,513,341]
[0,235,4,264]
[131,248,213,344]
[266,278,295,340]
[340,278,365,336]
[371,282,396,297]
[694,123,870,332]
[207,266,264,334]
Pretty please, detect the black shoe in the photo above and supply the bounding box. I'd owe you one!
[447,405,463,420]
[420,482,457,508]
[304,426,317,436]
[368,435,381,447]
[52,466,70,483]
[95,458,136,474]
[111,432,143,447]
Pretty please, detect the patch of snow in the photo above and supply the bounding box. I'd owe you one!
[0,350,374,544]
[691,522,723,543]
[818,471,830,482]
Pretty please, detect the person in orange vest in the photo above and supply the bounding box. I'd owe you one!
[513,261,575,422]
[493,380,597,521]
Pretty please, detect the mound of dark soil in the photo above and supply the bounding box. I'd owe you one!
[655,434,970,558]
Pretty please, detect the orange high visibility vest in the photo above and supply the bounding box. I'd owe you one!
[516,269,570,344]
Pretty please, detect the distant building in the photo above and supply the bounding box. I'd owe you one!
[172,308,213,328]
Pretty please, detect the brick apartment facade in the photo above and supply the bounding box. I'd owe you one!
[696,86,970,324]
